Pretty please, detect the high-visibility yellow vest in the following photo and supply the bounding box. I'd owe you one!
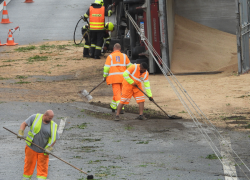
[26,113,57,150]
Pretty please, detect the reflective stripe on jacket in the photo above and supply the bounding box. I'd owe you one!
[26,113,58,151]
[89,6,105,30]
[123,64,152,97]
[103,50,131,85]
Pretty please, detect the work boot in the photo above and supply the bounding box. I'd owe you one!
[114,115,120,121]
[83,54,90,58]
[90,47,95,57]
[136,115,146,120]
[94,56,100,59]
[23,177,31,180]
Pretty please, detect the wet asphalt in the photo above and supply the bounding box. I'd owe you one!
[0,0,90,46]
[0,101,241,180]
[1,0,250,179]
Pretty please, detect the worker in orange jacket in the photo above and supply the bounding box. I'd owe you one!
[103,43,132,113]
[115,62,153,120]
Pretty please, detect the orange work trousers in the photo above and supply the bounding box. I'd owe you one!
[23,145,49,179]
[112,83,122,102]
[120,83,145,104]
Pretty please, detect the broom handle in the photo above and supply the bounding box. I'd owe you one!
[89,79,105,94]
[3,127,88,175]
[135,86,171,118]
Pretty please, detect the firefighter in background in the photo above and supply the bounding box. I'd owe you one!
[82,22,115,58]
[103,43,132,113]
[83,0,113,59]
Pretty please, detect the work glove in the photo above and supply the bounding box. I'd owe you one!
[83,17,88,22]
[103,46,108,51]
[149,97,154,101]
[44,146,53,154]
[132,82,137,87]
[17,129,24,140]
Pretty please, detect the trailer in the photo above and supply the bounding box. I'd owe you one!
[108,0,174,73]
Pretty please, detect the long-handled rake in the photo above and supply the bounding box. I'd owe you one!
[3,127,94,180]
[135,86,182,119]
[79,79,106,101]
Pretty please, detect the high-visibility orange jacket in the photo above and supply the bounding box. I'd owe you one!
[123,64,152,97]
[89,6,105,30]
[103,50,132,85]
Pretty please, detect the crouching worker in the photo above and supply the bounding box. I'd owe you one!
[103,43,131,113]
[115,62,154,121]
[82,24,91,57]
[82,22,114,58]
[17,110,59,180]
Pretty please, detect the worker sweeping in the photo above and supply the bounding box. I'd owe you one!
[82,22,114,58]
[115,62,153,121]
[17,110,59,180]
[103,43,132,113]
[83,0,113,59]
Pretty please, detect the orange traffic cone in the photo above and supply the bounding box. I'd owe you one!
[0,40,5,46]
[24,0,34,3]
[5,30,18,46]
[1,1,12,24]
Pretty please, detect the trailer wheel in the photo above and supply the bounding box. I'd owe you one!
[136,58,148,64]
[108,39,121,51]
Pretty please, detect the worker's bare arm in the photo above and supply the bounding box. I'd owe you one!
[20,121,28,131]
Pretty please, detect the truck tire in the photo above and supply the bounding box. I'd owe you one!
[136,58,148,65]
[123,0,144,3]
[132,46,145,58]
[108,39,120,51]
[130,60,137,64]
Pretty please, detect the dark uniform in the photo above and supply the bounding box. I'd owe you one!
[82,25,91,57]
[84,3,112,59]
[102,31,111,52]
[82,25,111,57]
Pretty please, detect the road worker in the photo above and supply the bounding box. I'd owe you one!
[82,22,114,57]
[115,62,154,121]
[103,43,132,113]
[83,0,113,59]
[17,110,59,180]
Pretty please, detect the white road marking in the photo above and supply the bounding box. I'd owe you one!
[58,117,67,135]
[220,137,238,180]
[49,158,57,161]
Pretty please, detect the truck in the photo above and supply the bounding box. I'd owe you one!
[106,0,172,74]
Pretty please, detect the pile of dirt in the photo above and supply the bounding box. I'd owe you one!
[171,15,238,73]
